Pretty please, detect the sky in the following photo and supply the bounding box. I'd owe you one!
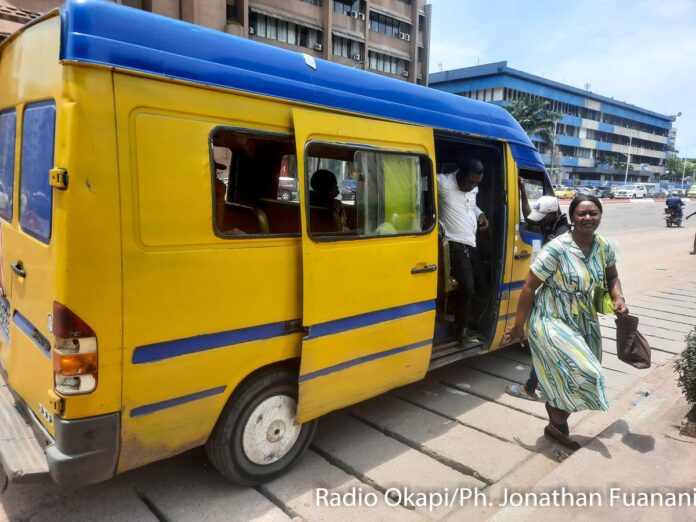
[427,0,696,156]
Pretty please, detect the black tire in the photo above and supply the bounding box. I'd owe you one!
[205,366,317,486]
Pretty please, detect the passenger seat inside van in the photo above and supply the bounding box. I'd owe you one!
[215,180,269,235]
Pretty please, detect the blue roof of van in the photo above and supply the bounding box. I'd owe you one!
[54,0,542,169]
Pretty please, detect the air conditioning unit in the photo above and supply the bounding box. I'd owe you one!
[352,52,361,60]
[349,11,358,18]
[313,43,323,51]
[358,12,365,21]
[248,26,255,35]
[401,70,409,77]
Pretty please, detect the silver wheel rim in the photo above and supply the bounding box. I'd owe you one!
[242,395,301,465]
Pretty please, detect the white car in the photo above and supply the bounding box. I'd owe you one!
[612,184,647,199]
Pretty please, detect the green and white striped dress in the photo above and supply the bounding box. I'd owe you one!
[528,233,616,412]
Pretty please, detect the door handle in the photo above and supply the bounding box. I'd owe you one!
[411,264,437,275]
[11,261,26,278]
[514,251,531,260]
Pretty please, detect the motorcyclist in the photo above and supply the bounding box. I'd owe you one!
[665,192,685,219]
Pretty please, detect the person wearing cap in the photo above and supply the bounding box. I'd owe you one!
[437,158,489,341]
[506,186,570,401]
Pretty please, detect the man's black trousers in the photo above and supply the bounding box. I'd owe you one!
[448,241,486,330]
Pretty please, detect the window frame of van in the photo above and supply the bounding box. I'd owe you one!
[303,140,436,243]
[0,108,17,223]
[208,125,300,240]
[18,100,56,244]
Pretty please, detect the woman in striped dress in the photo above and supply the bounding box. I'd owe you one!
[505,195,629,449]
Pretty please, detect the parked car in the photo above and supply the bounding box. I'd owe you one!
[612,184,647,199]
[648,188,669,198]
[575,186,599,197]
[339,179,356,201]
[277,176,298,201]
[553,185,576,199]
[596,185,614,198]
[687,185,696,198]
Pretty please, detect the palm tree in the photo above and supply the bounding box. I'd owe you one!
[504,95,561,148]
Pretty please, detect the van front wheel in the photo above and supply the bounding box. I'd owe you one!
[206,367,317,486]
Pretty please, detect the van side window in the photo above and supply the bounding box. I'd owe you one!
[0,109,16,222]
[305,142,434,239]
[19,101,56,243]
[518,169,551,222]
[210,128,299,237]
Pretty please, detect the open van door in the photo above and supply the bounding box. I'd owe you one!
[293,109,438,423]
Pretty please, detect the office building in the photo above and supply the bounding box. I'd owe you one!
[429,61,676,184]
[1,0,431,84]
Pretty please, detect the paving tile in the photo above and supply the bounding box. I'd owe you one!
[313,413,485,519]
[351,395,531,483]
[433,365,548,419]
[264,450,423,522]
[395,379,549,451]
[127,449,290,522]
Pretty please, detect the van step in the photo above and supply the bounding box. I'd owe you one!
[429,339,485,371]
[0,379,49,483]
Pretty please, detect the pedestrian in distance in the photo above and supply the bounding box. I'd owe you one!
[437,159,489,342]
[504,195,629,450]
[505,190,570,401]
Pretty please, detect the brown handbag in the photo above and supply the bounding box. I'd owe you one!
[615,314,651,369]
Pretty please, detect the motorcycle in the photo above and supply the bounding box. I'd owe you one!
[665,207,683,227]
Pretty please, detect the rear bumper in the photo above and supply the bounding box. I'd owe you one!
[0,369,119,486]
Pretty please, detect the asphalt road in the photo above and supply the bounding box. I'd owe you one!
[2,199,695,522]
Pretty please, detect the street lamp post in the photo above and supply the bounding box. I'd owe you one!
[682,145,689,190]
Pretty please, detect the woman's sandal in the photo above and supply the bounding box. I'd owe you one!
[505,383,539,401]
[544,423,581,451]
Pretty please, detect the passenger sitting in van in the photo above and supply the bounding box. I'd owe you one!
[309,169,348,231]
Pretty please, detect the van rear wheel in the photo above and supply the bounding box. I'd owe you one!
[206,367,317,486]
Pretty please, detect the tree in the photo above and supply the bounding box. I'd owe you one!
[504,95,562,148]
[665,157,696,182]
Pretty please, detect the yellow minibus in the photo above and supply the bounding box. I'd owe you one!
[0,0,551,486]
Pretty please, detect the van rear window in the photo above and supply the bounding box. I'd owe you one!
[20,101,55,243]
[0,110,16,222]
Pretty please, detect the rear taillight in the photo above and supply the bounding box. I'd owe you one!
[52,302,97,395]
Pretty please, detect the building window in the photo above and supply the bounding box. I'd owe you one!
[250,12,322,49]
[368,50,408,76]
[333,0,365,15]
[226,0,237,23]
[299,0,322,5]
[332,35,363,60]
[369,12,410,38]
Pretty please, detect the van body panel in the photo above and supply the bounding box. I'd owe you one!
[292,109,438,422]
[0,17,62,435]
[113,74,303,471]
[0,15,123,426]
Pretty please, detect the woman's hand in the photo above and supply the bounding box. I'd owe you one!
[503,324,526,347]
[614,296,629,315]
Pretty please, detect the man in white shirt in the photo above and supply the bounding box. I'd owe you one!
[437,159,489,340]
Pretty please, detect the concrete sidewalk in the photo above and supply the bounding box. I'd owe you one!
[461,362,696,522]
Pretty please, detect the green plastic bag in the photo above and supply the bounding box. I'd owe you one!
[593,240,614,315]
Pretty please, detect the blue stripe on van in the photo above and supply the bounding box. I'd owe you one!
[298,339,432,384]
[132,321,294,364]
[499,280,525,293]
[306,300,436,339]
[130,385,226,417]
[12,311,51,358]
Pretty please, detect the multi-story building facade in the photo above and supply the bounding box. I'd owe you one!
[430,61,676,184]
[1,0,431,84]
